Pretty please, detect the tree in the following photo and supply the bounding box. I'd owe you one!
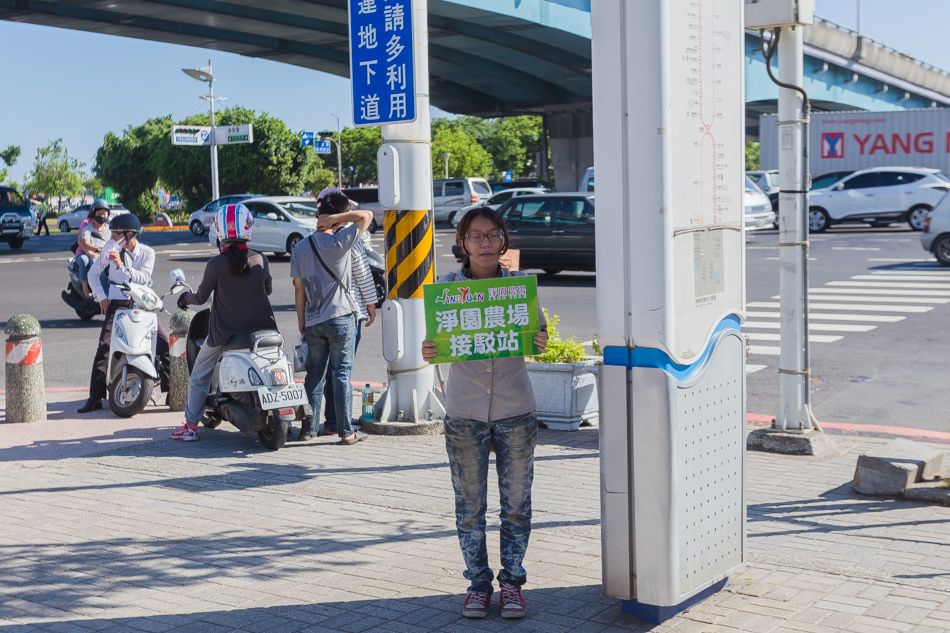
[486,116,543,179]
[94,117,169,220]
[27,139,84,211]
[303,167,336,195]
[431,127,493,179]
[745,141,760,171]
[321,126,382,187]
[0,145,21,185]
[156,107,316,211]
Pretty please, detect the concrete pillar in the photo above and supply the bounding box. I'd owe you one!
[167,309,194,411]
[546,108,594,191]
[4,315,46,423]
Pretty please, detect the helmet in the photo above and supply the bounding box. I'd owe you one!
[91,199,110,213]
[109,213,142,236]
[214,203,253,242]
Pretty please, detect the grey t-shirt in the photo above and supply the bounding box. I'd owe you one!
[290,225,361,327]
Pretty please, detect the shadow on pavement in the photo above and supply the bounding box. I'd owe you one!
[35,318,103,330]
[0,575,643,631]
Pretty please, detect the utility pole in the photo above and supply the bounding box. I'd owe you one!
[182,60,226,201]
[330,112,343,188]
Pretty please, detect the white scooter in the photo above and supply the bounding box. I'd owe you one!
[105,259,186,417]
[184,306,308,451]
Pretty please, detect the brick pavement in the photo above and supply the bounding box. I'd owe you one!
[1,394,950,632]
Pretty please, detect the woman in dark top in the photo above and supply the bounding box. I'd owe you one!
[172,203,277,442]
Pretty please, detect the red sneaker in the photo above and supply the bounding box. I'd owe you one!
[499,582,527,619]
[461,591,491,618]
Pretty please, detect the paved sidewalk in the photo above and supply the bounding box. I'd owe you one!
[1,394,950,632]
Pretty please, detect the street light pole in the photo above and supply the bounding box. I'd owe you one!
[329,112,343,188]
[183,60,226,201]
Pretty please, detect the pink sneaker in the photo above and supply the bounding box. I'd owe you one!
[172,424,197,441]
[461,591,491,618]
[499,582,527,619]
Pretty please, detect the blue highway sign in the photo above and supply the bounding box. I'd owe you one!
[348,0,415,127]
[314,140,333,154]
[301,131,314,147]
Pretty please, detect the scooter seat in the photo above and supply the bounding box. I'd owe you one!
[223,329,283,351]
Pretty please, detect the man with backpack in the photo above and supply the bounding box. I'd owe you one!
[290,191,373,444]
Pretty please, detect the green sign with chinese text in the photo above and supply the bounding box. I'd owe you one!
[423,276,541,364]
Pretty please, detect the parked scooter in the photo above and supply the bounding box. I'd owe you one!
[184,308,309,451]
[61,230,106,320]
[105,260,185,417]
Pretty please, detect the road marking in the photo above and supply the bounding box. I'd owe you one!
[867,257,933,262]
[0,256,71,265]
[748,345,780,356]
[833,246,881,251]
[743,321,877,332]
[809,287,950,296]
[746,364,767,375]
[827,281,950,289]
[869,270,950,277]
[745,311,904,322]
[747,301,932,313]
[744,332,843,343]
[852,274,950,281]
[770,294,950,304]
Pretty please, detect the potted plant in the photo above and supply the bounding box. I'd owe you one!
[526,310,599,431]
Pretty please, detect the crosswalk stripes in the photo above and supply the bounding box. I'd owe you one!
[745,263,950,361]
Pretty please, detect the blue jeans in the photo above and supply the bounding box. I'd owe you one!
[303,313,357,437]
[323,322,362,427]
[76,254,108,295]
[443,412,538,594]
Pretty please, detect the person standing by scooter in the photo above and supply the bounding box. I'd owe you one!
[77,214,170,413]
[171,204,278,441]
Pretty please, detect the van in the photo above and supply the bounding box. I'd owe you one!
[342,187,385,233]
[578,167,594,192]
[433,178,492,224]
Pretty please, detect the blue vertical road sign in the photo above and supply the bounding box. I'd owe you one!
[348,0,416,127]
[314,140,333,154]
[301,131,314,147]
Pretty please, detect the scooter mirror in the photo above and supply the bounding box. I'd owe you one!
[90,231,103,240]
[120,248,134,270]
[169,268,186,283]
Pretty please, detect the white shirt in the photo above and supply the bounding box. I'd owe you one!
[88,238,156,302]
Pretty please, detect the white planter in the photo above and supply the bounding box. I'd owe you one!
[526,361,599,431]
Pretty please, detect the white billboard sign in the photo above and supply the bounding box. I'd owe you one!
[171,126,212,146]
[214,124,253,145]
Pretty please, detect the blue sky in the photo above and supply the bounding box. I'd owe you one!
[1,1,948,183]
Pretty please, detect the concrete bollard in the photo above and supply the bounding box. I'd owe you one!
[168,308,194,411]
[4,315,47,423]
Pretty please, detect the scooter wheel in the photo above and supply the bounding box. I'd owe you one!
[258,414,289,450]
[108,367,153,418]
[201,416,222,429]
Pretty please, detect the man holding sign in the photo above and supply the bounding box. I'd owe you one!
[422,208,547,620]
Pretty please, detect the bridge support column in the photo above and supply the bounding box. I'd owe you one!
[546,107,593,191]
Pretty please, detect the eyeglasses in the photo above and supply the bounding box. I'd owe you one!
[464,231,504,244]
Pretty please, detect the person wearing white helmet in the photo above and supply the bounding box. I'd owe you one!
[171,203,278,441]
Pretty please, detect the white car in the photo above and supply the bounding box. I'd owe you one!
[450,187,549,227]
[808,166,950,232]
[209,196,318,255]
[921,193,950,265]
[57,203,129,232]
[744,176,776,232]
[189,194,259,236]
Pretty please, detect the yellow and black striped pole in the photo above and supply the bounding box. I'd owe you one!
[384,209,434,300]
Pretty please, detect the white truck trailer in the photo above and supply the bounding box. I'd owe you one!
[759,108,950,177]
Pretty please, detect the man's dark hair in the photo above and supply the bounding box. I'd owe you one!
[318,192,351,216]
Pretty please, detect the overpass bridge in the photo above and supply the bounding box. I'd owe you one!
[3,0,950,188]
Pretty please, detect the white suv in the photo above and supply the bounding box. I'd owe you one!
[808,166,950,232]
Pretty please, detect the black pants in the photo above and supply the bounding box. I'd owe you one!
[34,217,49,235]
[89,300,170,400]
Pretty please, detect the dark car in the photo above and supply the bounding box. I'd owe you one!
[452,193,595,274]
[0,186,35,249]
[489,179,553,193]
